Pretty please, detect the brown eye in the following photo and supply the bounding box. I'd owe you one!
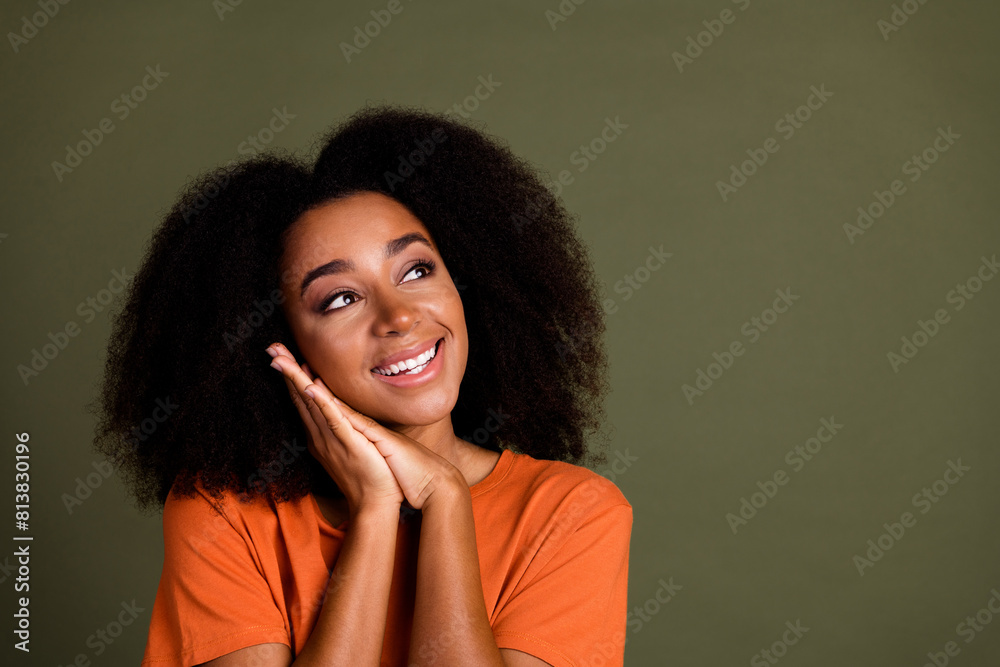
[320,291,358,312]
[401,259,436,284]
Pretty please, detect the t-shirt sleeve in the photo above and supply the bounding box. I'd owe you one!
[492,477,633,667]
[140,487,290,666]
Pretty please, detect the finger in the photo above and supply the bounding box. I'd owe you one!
[269,341,289,357]
[269,348,315,396]
[312,384,380,437]
[314,384,396,452]
[270,348,386,457]
[271,346,319,406]
[270,352,345,436]
[305,376,377,442]
[269,347,314,416]
[301,381,381,454]
[281,372,323,446]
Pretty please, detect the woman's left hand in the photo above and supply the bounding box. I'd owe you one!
[274,349,465,511]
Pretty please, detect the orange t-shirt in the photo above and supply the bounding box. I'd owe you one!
[140,448,632,666]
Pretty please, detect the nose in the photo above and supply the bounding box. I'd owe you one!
[372,289,419,336]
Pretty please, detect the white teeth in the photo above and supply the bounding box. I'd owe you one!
[402,360,430,375]
[375,341,438,376]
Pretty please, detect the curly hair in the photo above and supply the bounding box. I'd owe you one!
[90,104,611,513]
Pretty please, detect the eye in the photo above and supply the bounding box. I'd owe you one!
[320,290,358,312]
[401,259,437,284]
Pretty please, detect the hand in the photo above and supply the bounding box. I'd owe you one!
[267,343,465,512]
[313,388,466,512]
[267,343,404,516]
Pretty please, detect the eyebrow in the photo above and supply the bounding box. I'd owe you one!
[299,232,435,298]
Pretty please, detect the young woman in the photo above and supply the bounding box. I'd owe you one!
[93,105,632,666]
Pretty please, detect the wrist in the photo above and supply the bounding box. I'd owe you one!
[351,502,404,525]
[421,472,471,513]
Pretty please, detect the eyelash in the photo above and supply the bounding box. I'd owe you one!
[318,259,438,313]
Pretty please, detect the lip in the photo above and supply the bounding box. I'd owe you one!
[371,337,442,372]
[371,338,444,388]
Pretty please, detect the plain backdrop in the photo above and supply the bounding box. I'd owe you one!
[1,1,998,665]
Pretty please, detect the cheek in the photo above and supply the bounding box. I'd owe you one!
[282,308,351,381]
[441,293,469,361]
[428,290,467,338]
[302,329,355,379]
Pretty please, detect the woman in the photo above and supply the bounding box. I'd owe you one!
[94,105,632,666]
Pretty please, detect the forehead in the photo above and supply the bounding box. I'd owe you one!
[282,192,435,273]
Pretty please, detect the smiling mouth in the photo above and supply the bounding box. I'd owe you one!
[371,339,443,377]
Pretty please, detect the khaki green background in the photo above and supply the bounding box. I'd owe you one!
[1,0,998,665]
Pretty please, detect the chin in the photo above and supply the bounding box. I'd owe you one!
[374,393,459,429]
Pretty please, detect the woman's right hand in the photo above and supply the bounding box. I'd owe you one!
[267,342,404,516]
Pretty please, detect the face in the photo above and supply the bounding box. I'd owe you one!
[278,191,468,430]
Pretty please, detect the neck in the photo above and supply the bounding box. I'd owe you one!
[385,415,496,488]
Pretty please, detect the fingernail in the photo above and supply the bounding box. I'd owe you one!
[270,360,281,371]
[304,387,316,399]
[266,346,278,358]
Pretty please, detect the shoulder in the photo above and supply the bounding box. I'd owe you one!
[515,450,630,504]
[483,449,632,524]
[161,478,279,548]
